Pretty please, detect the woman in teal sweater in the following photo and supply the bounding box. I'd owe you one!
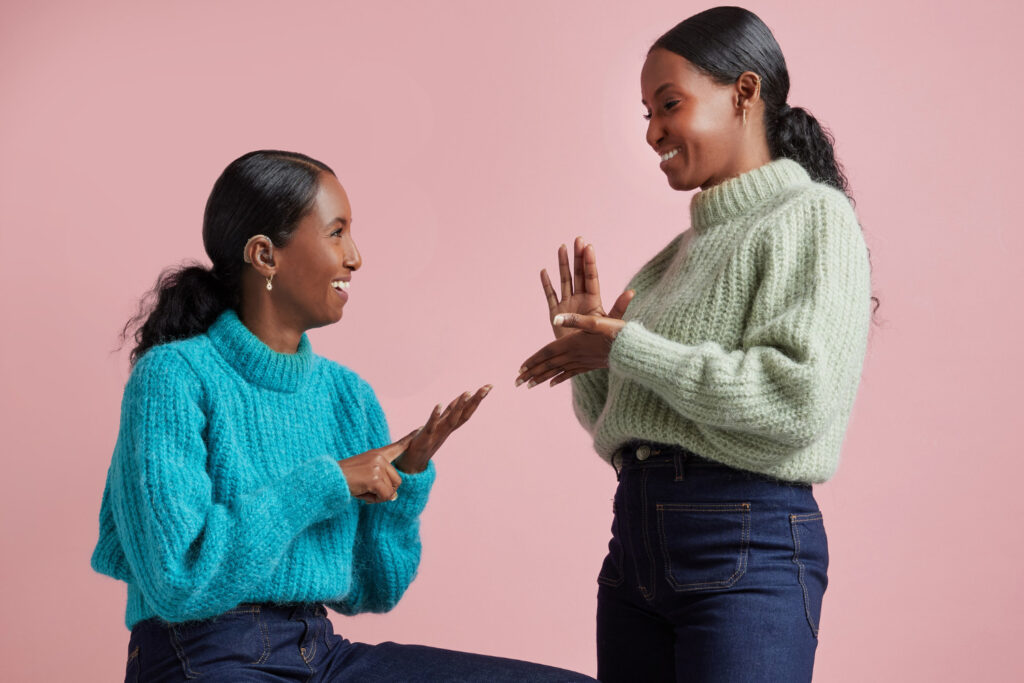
[93,150,593,682]
[517,7,874,682]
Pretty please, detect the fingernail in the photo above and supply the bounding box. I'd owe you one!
[528,379,537,389]
[553,314,565,326]
[515,378,524,387]
[391,492,399,501]
[519,366,527,374]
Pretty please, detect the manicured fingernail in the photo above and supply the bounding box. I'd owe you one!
[528,379,537,389]
[515,378,524,387]
[553,314,565,326]
[391,492,399,501]
[519,366,527,374]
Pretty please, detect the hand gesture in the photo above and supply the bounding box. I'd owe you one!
[339,432,417,503]
[516,290,635,388]
[541,237,607,339]
[395,384,493,474]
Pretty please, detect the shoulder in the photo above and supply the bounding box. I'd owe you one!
[122,341,208,417]
[756,180,863,251]
[766,178,857,223]
[316,356,380,405]
[129,341,201,390]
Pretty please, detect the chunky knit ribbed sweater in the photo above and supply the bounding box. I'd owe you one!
[571,158,871,483]
[91,309,434,629]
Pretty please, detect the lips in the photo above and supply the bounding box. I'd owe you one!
[659,147,681,165]
[330,279,350,302]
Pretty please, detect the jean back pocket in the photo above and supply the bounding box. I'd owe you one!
[657,502,751,592]
[790,512,829,638]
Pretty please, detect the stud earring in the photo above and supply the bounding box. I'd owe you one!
[266,274,274,291]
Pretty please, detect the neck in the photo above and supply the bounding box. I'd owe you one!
[701,139,772,191]
[238,293,304,354]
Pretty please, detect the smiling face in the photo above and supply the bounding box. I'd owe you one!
[272,173,362,330]
[641,48,747,191]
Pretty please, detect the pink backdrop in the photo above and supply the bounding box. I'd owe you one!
[2,1,1022,680]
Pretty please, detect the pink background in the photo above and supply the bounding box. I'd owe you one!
[2,1,1022,680]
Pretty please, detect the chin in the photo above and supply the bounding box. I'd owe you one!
[665,172,697,192]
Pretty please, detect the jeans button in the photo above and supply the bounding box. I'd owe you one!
[636,445,651,460]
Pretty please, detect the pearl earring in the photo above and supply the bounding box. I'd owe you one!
[266,274,274,291]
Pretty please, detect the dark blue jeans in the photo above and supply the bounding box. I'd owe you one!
[125,603,594,682]
[596,443,828,683]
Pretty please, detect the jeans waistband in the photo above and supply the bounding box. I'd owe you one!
[133,603,327,632]
[612,441,725,473]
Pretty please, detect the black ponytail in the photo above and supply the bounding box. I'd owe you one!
[651,6,851,201]
[768,104,850,200]
[123,150,335,365]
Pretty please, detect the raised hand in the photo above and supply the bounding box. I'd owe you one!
[516,289,635,388]
[395,384,493,474]
[339,431,417,503]
[541,237,607,339]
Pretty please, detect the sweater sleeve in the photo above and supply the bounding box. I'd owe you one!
[608,193,871,450]
[570,232,687,433]
[103,347,353,622]
[570,369,609,433]
[330,378,434,615]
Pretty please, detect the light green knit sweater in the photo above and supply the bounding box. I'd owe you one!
[571,158,871,483]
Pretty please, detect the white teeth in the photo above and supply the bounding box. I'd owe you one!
[331,280,350,291]
[660,148,680,162]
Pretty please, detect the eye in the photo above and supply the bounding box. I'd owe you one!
[642,110,652,121]
[331,227,344,237]
[664,99,680,112]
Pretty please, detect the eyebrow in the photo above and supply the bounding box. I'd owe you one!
[328,217,350,227]
[641,83,677,106]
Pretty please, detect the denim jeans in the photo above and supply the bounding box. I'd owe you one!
[596,443,828,683]
[125,603,594,682]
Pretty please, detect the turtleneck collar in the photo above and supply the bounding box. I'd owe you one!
[206,309,314,393]
[690,157,810,234]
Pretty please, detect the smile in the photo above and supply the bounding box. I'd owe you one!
[330,280,350,291]
[660,148,681,162]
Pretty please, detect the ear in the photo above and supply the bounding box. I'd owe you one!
[243,235,277,276]
[734,71,762,113]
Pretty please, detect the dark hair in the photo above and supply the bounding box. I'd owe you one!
[651,6,850,200]
[653,7,880,317]
[123,150,335,364]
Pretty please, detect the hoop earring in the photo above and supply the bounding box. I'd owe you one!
[266,274,274,291]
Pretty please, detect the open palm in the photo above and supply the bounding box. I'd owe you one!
[541,237,607,339]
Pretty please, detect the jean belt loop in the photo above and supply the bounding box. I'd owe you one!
[674,451,685,482]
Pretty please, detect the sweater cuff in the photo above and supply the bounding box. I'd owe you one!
[276,455,352,529]
[609,320,687,388]
[386,459,435,519]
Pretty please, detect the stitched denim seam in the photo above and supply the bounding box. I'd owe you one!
[126,645,140,683]
[597,498,625,588]
[790,514,821,637]
[657,503,751,592]
[169,626,202,679]
[303,621,319,663]
[638,468,657,601]
[255,609,272,665]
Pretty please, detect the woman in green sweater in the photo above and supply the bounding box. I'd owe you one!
[517,7,873,682]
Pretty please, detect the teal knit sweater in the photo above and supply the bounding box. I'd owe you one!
[91,309,435,629]
[572,158,871,483]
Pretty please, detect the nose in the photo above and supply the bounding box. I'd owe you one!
[646,115,664,151]
[344,235,362,272]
